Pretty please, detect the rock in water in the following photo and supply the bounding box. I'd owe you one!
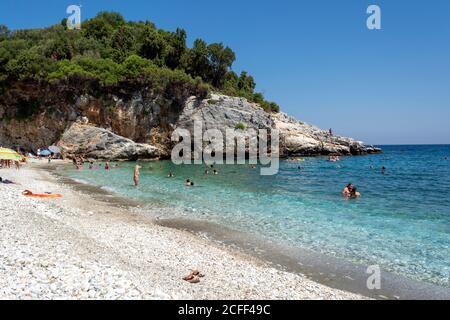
[58,122,160,160]
[175,94,369,157]
[272,113,367,156]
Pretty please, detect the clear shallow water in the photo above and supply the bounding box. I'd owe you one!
[61,145,450,287]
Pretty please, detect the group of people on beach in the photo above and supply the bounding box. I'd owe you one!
[0,159,21,170]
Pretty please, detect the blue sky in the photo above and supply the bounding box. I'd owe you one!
[1,0,449,144]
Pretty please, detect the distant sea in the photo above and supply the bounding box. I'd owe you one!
[61,145,450,288]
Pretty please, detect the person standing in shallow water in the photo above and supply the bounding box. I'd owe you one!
[134,165,141,187]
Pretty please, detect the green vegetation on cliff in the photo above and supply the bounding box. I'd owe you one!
[0,12,279,113]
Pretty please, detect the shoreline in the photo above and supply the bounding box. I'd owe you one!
[50,162,450,300]
[0,161,366,300]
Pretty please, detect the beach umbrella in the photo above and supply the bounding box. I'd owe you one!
[48,146,61,154]
[0,147,22,161]
[39,150,51,156]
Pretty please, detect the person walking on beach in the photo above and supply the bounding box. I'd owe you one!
[134,165,141,187]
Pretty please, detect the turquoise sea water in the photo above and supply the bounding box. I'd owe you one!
[61,145,450,287]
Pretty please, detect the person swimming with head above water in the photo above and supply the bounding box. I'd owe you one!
[185,179,194,187]
[349,187,361,198]
[168,171,174,178]
[213,170,218,175]
[342,183,354,197]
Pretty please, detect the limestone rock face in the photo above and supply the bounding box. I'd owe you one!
[272,113,367,156]
[176,94,273,132]
[58,122,160,160]
[174,94,273,155]
[174,95,368,157]
[0,82,376,158]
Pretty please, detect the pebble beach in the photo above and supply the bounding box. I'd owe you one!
[0,162,366,300]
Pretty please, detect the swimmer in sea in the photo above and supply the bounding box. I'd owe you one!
[185,179,194,187]
[342,183,353,197]
[168,171,174,178]
[204,170,209,175]
[349,187,361,198]
[381,166,386,174]
[213,170,218,175]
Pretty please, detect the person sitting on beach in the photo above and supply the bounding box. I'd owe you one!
[342,183,353,197]
[185,179,194,187]
[349,187,361,198]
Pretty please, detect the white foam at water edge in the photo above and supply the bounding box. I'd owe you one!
[101,186,116,193]
[71,178,89,185]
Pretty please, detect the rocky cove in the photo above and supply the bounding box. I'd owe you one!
[0,82,381,159]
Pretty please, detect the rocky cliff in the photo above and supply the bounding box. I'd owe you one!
[0,83,375,159]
